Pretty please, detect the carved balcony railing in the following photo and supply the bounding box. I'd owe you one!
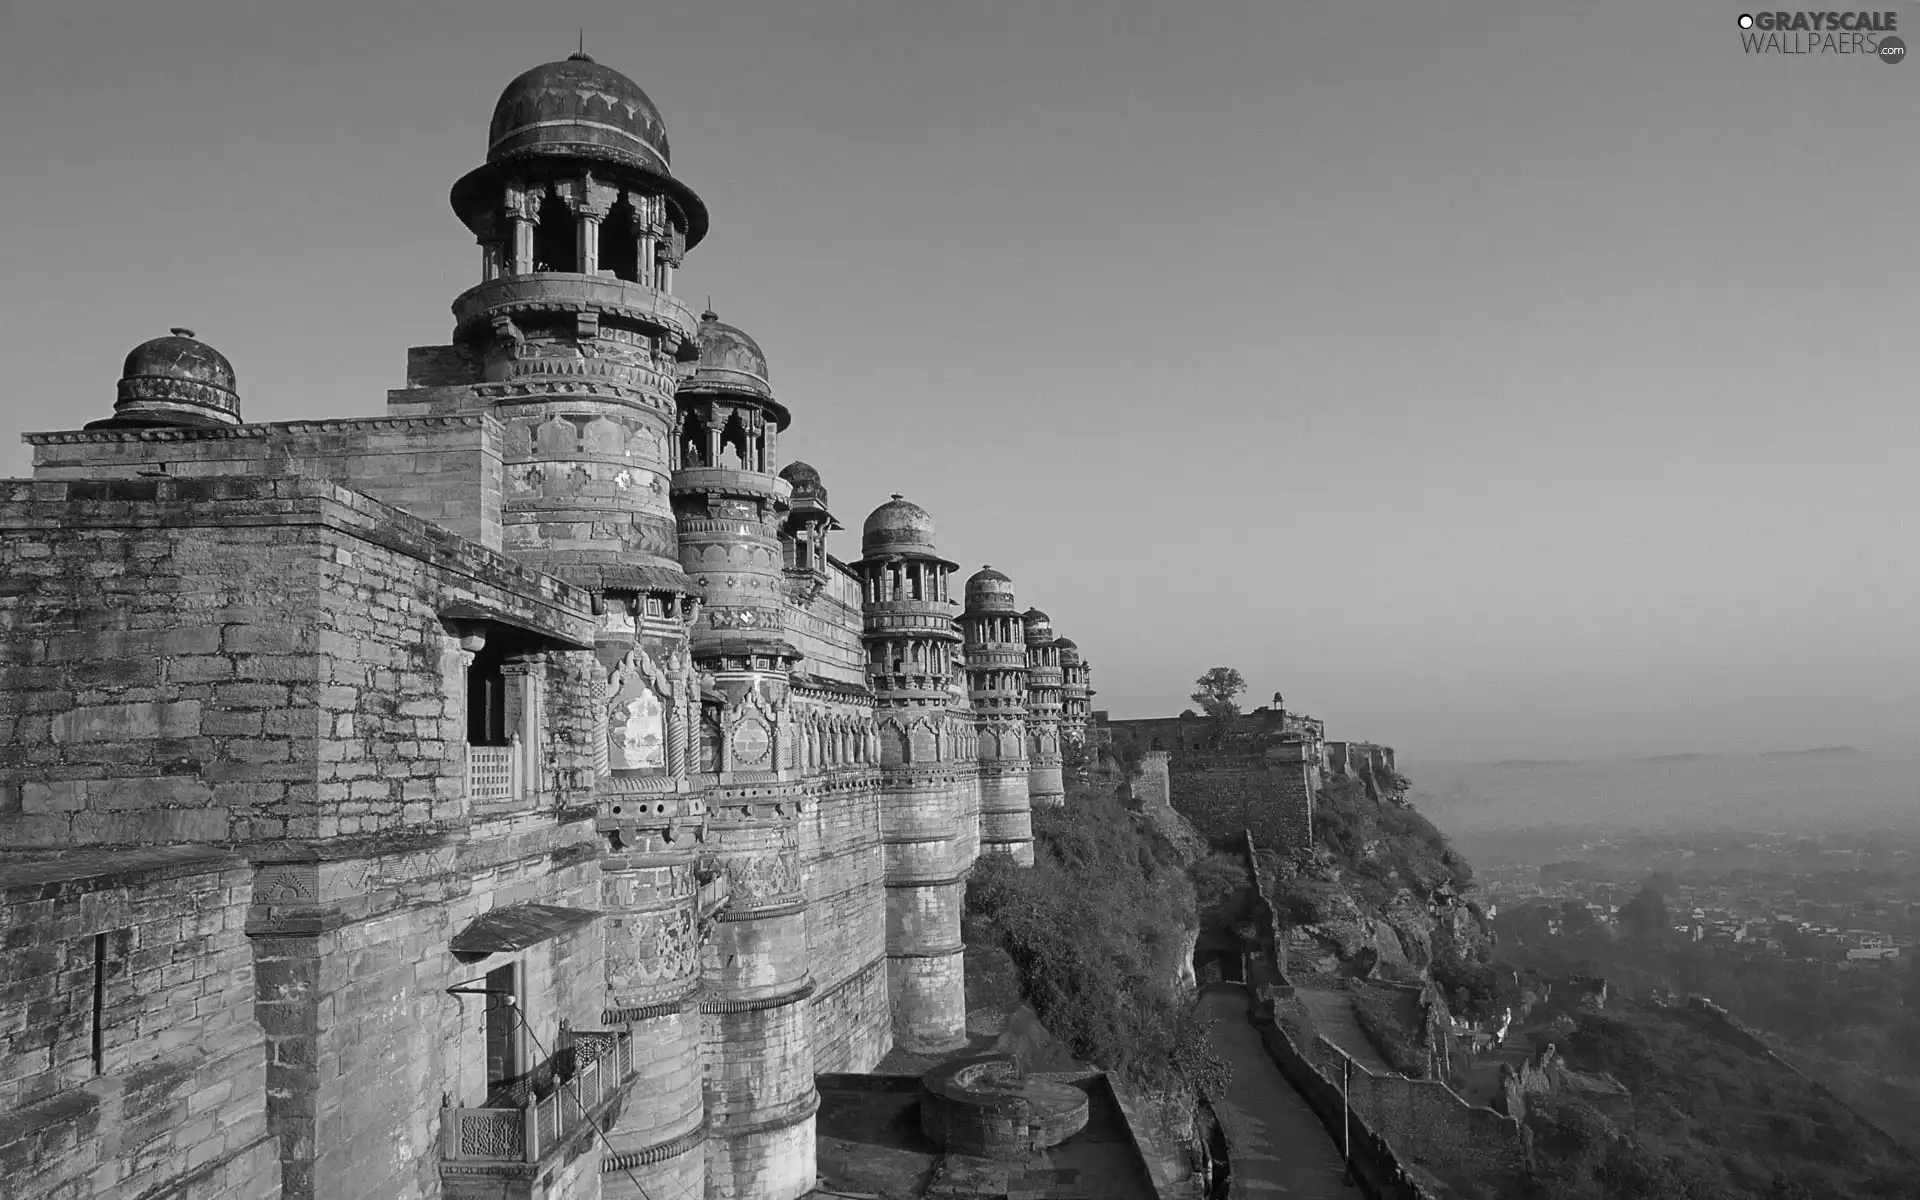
[441,1030,633,1164]
[466,743,518,802]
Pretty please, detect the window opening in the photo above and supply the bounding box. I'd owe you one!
[91,933,107,1075]
[532,191,577,273]
[602,195,640,282]
[468,641,510,746]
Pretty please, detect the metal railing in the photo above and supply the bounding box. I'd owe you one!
[442,1030,633,1164]
[466,743,517,801]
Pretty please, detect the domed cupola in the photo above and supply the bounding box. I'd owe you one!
[1054,637,1080,664]
[779,461,828,510]
[862,494,949,563]
[777,461,839,574]
[90,328,242,429]
[1021,608,1055,644]
[679,310,788,421]
[451,50,708,256]
[486,52,672,174]
[963,566,1020,617]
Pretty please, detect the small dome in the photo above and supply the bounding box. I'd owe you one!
[102,328,241,428]
[682,309,774,401]
[964,566,1020,616]
[779,461,828,508]
[862,494,940,558]
[1056,638,1081,663]
[488,53,671,173]
[1022,608,1055,643]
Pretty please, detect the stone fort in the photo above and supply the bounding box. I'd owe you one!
[1095,696,1399,850]
[0,53,1105,1200]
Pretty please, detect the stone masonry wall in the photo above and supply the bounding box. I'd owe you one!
[0,847,279,1200]
[1167,758,1315,854]
[798,769,889,1074]
[0,474,595,850]
[28,418,509,554]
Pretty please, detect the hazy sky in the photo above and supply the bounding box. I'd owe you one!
[1,1,1915,763]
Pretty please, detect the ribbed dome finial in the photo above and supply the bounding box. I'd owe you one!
[170,327,195,339]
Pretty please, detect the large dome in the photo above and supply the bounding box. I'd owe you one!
[97,328,241,428]
[862,494,940,558]
[963,566,1020,615]
[488,53,670,173]
[454,52,708,250]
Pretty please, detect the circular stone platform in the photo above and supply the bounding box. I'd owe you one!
[918,1054,1090,1158]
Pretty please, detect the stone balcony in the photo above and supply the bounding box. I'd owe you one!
[439,1030,633,1198]
[451,274,701,343]
[669,467,793,504]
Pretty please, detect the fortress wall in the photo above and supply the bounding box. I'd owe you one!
[0,848,279,1200]
[1167,758,1315,853]
[800,771,890,1073]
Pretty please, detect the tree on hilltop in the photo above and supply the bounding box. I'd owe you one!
[1190,667,1246,746]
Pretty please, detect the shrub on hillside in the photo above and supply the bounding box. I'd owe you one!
[965,793,1229,1103]
[1314,775,1471,908]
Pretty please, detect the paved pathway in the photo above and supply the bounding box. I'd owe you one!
[1293,988,1394,1076]
[1200,987,1356,1199]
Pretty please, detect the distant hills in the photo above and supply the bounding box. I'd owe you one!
[1470,746,1868,768]
[1487,758,1582,768]
[1757,745,1864,759]
[1409,746,1916,839]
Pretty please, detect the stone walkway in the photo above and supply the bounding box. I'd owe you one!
[1199,987,1356,1198]
[1293,988,1394,1076]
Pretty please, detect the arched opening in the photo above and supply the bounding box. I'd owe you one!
[719,412,749,471]
[602,195,640,282]
[679,413,706,468]
[532,191,577,273]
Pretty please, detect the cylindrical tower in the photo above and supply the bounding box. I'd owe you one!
[671,308,801,677]
[439,53,712,1200]
[596,771,708,1200]
[854,497,971,1054]
[1023,609,1066,807]
[444,52,708,595]
[1057,637,1090,759]
[960,568,1033,865]
[671,310,816,1199]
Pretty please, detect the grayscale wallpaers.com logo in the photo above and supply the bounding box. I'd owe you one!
[1738,11,1906,59]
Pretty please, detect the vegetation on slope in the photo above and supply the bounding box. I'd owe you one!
[1313,774,1475,906]
[964,790,1231,1103]
[1520,1003,1918,1199]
